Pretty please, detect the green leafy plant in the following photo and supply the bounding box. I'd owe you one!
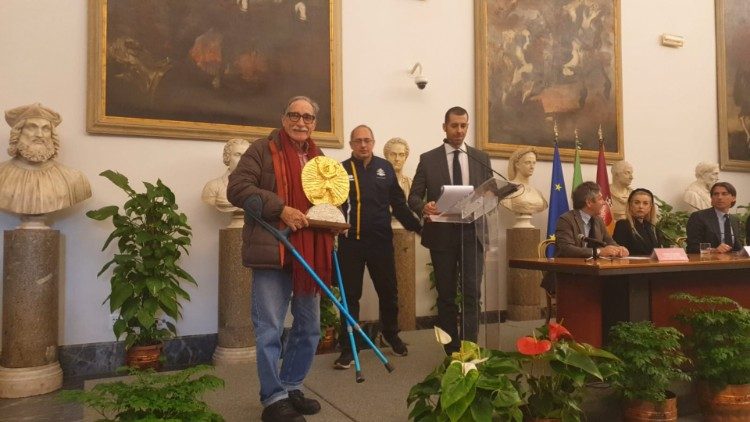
[607,321,690,403]
[87,170,196,349]
[516,323,620,422]
[407,327,524,421]
[654,196,690,246]
[735,203,750,245]
[60,365,224,421]
[671,293,750,389]
[319,286,341,335]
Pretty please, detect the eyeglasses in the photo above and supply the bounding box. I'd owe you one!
[285,112,316,123]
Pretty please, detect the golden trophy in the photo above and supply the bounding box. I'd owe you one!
[301,156,350,230]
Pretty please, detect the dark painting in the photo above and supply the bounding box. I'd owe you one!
[475,0,622,162]
[87,0,343,146]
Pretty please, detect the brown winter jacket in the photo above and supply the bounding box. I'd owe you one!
[227,129,320,269]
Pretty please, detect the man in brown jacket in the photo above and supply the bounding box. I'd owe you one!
[228,96,331,422]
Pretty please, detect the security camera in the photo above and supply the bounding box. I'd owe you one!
[415,76,428,90]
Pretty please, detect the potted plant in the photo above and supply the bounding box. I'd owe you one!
[671,293,750,418]
[653,196,689,246]
[317,286,341,354]
[516,322,620,422]
[407,327,524,421]
[87,170,196,368]
[60,364,224,421]
[607,321,690,421]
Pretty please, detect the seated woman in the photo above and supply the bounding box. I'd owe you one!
[612,188,666,255]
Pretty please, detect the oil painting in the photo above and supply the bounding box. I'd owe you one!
[87,0,343,147]
[475,0,622,162]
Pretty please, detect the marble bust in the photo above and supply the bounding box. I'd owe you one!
[383,137,411,197]
[683,162,719,211]
[500,147,548,228]
[609,160,633,221]
[0,103,91,217]
[202,138,251,218]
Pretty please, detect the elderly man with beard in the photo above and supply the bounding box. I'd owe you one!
[0,103,91,215]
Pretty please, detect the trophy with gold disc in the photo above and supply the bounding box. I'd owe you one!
[301,156,350,230]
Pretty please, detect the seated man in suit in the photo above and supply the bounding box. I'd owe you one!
[541,181,628,293]
[686,181,743,253]
[555,181,629,258]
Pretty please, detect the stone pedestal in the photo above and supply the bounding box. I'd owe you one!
[393,228,416,331]
[506,228,541,321]
[214,227,255,365]
[1,229,63,397]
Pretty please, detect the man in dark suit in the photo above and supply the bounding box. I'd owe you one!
[554,181,628,259]
[686,182,743,253]
[408,106,492,353]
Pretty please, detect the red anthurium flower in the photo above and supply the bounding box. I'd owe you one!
[548,322,573,342]
[516,336,552,355]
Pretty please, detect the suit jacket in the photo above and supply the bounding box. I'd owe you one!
[555,209,617,258]
[408,142,492,250]
[686,208,742,253]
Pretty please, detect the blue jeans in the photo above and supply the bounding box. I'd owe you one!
[252,269,320,407]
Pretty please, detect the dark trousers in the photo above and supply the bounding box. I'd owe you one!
[337,237,399,350]
[430,226,483,352]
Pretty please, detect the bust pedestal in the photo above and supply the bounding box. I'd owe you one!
[506,228,542,321]
[0,228,63,397]
[213,226,255,365]
[393,227,416,330]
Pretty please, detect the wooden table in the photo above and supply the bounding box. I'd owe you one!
[508,255,750,347]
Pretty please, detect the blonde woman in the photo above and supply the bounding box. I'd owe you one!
[612,188,665,255]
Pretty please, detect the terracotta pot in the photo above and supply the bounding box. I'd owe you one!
[126,343,164,370]
[697,382,750,421]
[623,391,677,421]
[316,327,336,354]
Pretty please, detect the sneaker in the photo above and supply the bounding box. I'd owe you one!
[333,350,354,369]
[261,399,305,422]
[288,389,321,415]
[384,334,408,357]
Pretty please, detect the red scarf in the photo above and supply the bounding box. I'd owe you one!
[271,129,333,296]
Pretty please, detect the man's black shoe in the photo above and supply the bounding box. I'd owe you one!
[261,399,305,422]
[384,334,408,356]
[288,389,321,415]
[333,350,354,369]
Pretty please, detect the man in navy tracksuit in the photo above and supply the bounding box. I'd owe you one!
[334,124,421,369]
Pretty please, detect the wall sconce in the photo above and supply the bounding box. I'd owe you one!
[661,34,684,48]
[409,62,428,90]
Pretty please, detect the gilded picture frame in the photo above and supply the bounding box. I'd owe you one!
[86,0,343,147]
[716,0,750,171]
[474,0,623,163]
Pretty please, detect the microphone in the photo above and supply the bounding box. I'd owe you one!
[577,233,607,247]
[444,139,509,181]
[443,140,520,197]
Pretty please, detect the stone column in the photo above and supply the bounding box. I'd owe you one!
[0,229,63,398]
[213,226,255,365]
[506,228,541,321]
[393,228,416,331]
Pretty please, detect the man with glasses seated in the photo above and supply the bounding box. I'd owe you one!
[228,96,331,422]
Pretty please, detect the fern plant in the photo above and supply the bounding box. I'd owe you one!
[60,365,224,421]
[87,170,196,349]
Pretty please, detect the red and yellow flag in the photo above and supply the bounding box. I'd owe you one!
[595,137,614,233]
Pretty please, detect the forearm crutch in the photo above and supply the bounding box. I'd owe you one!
[243,196,394,373]
[332,244,364,382]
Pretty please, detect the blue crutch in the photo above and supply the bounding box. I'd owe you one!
[243,195,394,374]
[332,243,364,382]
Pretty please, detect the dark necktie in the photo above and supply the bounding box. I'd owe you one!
[586,220,596,248]
[723,214,733,245]
[452,150,462,185]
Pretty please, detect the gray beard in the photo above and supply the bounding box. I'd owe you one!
[18,141,55,163]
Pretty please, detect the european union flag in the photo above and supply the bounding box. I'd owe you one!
[546,142,569,257]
